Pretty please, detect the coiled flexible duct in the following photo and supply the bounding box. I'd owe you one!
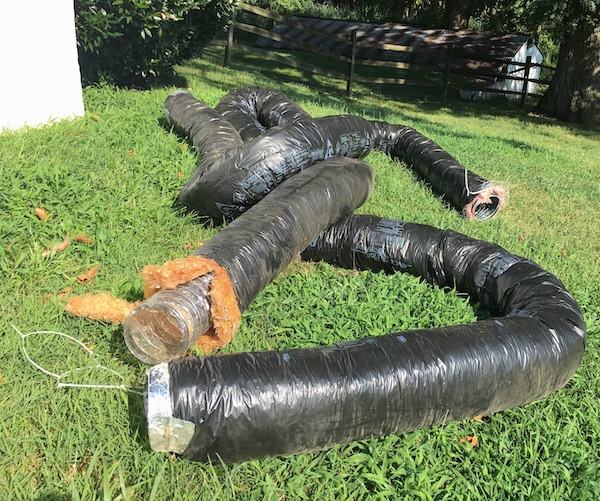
[129,87,583,462]
[167,87,505,221]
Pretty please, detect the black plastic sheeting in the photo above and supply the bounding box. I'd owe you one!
[146,87,585,463]
[123,158,374,364]
[161,216,585,463]
[194,158,374,311]
[165,87,504,221]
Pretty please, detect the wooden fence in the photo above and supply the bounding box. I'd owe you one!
[223,3,554,106]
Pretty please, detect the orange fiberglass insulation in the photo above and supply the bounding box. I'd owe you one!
[65,255,241,354]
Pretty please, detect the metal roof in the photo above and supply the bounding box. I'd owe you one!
[257,17,533,73]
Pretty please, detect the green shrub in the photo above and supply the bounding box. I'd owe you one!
[245,0,359,20]
[74,0,235,87]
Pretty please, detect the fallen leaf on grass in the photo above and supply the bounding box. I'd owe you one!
[460,435,479,447]
[74,234,95,244]
[0,370,4,384]
[90,115,100,121]
[42,287,74,304]
[42,235,69,257]
[77,265,102,284]
[471,414,486,421]
[185,241,203,249]
[65,455,93,479]
[178,171,185,178]
[35,207,50,221]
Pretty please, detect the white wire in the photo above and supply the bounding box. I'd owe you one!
[11,323,144,395]
[464,166,488,196]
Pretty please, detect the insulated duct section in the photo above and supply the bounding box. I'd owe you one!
[132,87,582,462]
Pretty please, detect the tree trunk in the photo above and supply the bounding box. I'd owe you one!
[535,26,600,126]
[442,0,472,29]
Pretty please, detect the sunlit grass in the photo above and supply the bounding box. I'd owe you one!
[0,45,599,499]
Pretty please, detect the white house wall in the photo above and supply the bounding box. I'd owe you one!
[0,0,85,132]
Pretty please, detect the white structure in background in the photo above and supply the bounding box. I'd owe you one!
[460,40,543,100]
[0,0,84,132]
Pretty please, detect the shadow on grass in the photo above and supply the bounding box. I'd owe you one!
[99,328,151,450]
[180,45,600,139]
[153,72,189,90]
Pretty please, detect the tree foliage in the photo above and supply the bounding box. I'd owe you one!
[74,0,235,88]
[528,0,600,36]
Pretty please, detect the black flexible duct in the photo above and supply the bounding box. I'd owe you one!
[141,87,584,462]
[166,87,505,221]
[124,158,374,363]
[149,214,585,462]
[215,86,312,141]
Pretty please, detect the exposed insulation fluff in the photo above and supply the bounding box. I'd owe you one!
[65,292,140,325]
[141,255,241,352]
[65,255,241,353]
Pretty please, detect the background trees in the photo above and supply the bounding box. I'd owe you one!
[74,0,599,125]
[438,0,600,125]
[529,0,600,126]
[276,0,600,125]
[74,0,234,87]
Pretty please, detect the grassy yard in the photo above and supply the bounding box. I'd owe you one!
[1,45,599,500]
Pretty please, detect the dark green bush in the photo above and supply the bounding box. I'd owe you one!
[74,0,234,87]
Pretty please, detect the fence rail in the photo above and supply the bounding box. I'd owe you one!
[224,3,554,105]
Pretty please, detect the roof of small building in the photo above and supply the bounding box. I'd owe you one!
[258,17,534,73]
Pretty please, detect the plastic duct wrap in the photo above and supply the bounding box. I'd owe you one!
[164,87,505,221]
[215,86,312,141]
[139,87,582,461]
[388,128,505,220]
[123,158,374,363]
[147,214,585,461]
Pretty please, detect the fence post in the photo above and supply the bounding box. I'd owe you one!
[224,9,237,67]
[520,55,532,109]
[442,46,453,102]
[346,29,357,98]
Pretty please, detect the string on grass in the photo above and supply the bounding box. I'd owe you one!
[11,323,143,395]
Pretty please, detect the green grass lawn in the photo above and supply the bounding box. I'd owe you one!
[1,45,599,500]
